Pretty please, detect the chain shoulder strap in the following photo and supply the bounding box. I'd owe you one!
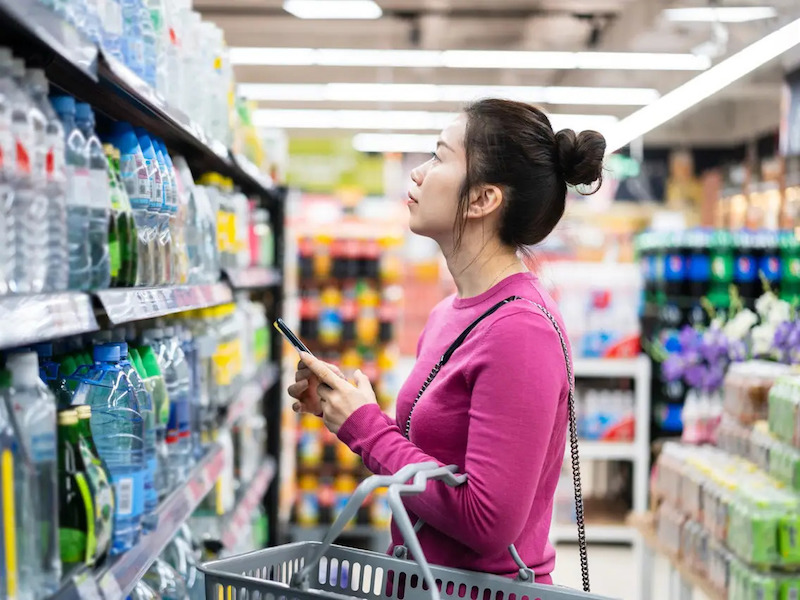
[402,295,590,593]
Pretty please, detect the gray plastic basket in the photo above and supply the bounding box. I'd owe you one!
[200,463,614,600]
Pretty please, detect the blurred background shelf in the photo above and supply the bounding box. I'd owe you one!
[225,364,280,427]
[225,268,283,290]
[221,459,278,549]
[0,293,98,350]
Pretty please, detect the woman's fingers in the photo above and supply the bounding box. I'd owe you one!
[300,352,342,389]
[295,367,312,382]
[288,379,309,399]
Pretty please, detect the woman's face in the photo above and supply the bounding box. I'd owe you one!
[407,115,467,245]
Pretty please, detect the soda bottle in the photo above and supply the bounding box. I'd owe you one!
[780,229,800,305]
[75,103,112,290]
[709,229,734,309]
[51,95,92,291]
[74,405,114,564]
[4,352,61,597]
[72,344,145,555]
[734,230,759,305]
[686,228,711,300]
[24,69,68,293]
[56,409,96,570]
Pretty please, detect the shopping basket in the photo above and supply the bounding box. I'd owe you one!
[200,462,614,600]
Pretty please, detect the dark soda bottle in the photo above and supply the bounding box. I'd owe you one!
[708,229,734,309]
[734,230,759,304]
[686,228,711,299]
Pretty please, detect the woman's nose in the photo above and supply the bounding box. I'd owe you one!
[410,164,424,186]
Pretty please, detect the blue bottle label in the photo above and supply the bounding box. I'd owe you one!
[687,254,711,282]
[145,458,158,509]
[111,470,146,518]
[178,396,190,435]
[30,431,56,463]
[664,254,685,282]
[760,255,781,282]
[120,152,150,209]
[735,255,757,282]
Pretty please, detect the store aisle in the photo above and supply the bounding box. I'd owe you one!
[552,544,713,600]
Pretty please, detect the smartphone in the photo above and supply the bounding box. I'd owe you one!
[273,318,313,355]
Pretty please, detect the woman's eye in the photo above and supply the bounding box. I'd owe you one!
[430,151,440,162]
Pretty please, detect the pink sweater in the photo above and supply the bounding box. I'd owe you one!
[337,272,570,584]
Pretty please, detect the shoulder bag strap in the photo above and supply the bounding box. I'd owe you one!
[402,295,590,593]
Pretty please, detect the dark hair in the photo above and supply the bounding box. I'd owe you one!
[455,98,606,250]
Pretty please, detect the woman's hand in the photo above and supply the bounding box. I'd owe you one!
[298,351,378,435]
[288,357,346,416]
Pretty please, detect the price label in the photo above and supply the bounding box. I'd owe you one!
[99,572,123,600]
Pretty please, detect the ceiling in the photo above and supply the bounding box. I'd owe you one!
[196,0,800,148]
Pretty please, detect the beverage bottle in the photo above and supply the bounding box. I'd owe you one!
[120,0,145,78]
[0,369,20,600]
[6,58,47,295]
[0,48,20,296]
[32,343,73,410]
[134,130,164,284]
[24,69,68,293]
[152,139,173,283]
[136,332,172,498]
[139,0,157,88]
[75,102,112,290]
[56,409,96,570]
[108,121,154,286]
[72,344,145,555]
[81,0,103,46]
[74,405,114,563]
[4,351,61,597]
[147,0,168,95]
[102,0,125,62]
[105,143,138,287]
[780,229,800,305]
[113,340,159,531]
[165,147,188,284]
[51,95,92,291]
[709,229,734,309]
[172,156,204,284]
[143,557,187,600]
[734,230,759,306]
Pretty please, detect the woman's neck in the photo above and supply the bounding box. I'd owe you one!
[443,236,527,299]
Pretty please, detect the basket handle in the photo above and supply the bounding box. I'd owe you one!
[291,462,466,600]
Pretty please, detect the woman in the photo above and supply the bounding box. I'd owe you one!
[289,99,606,584]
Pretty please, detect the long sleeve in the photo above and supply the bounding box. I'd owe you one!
[337,310,565,556]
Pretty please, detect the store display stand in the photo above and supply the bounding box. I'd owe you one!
[550,356,652,545]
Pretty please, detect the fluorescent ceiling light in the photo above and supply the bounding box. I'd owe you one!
[252,108,619,133]
[605,16,800,153]
[230,47,712,71]
[283,0,382,20]
[664,6,777,23]
[353,133,438,153]
[237,82,661,106]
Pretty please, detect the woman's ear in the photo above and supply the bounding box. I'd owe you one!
[466,185,504,220]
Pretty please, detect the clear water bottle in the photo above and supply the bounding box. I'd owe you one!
[160,144,187,284]
[102,0,124,62]
[139,0,157,88]
[153,139,173,283]
[108,121,154,286]
[75,103,112,290]
[72,344,145,555]
[24,69,68,293]
[81,0,103,45]
[165,326,194,477]
[51,95,92,291]
[7,59,47,295]
[5,352,61,597]
[0,48,19,296]
[120,0,145,78]
[135,130,164,284]
[112,339,159,531]
[137,330,172,497]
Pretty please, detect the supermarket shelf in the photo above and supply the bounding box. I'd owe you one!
[577,441,638,461]
[225,267,282,290]
[96,283,233,325]
[0,293,98,350]
[549,523,637,545]
[55,444,226,600]
[224,364,280,427]
[221,458,277,548]
[0,0,276,200]
[573,356,650,380]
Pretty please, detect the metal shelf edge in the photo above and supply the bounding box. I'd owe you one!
[573,356,650,379]
[0,292,99,351]
[95,283,234,325]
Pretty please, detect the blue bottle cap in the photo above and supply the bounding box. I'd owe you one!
[115,341,130,358]
[51,95,76,115]
[94,344,121,363]
[33,343,54,358]
[75,102,94,122]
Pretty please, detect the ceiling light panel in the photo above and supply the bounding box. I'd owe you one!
[283,0,383,20]
[238,82,661,106]
[229,47,712,71]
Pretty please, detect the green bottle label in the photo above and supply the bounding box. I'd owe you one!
[78,440,114,560]
[785,258,800,282]
[109,238,121,279]
[711,254,733,282]
[75,473,96,564]
[59,528,87,565]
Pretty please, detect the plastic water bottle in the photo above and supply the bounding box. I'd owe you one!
[165,326,193,477]
[135,130,164,284]
[0,48,19,296]
[101,0,124,61]
[6,59,46,295]
[139,0,157,88]
[120,0,145,78]
[109,121,154,286]
[5,352,61,597]
[137,331,172,497]
[0,374,21,600]
[153,140,173,283]
[113,340,159,531]
[75,103,112,290]
[52,95,92,291]
[24,69,68,293]
[73,344,145,555]
[162,145,187,284]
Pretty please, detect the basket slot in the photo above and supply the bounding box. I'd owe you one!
[444,582,454,596]
[397,572,407,600]
[386,570,395,598]
[319,557,329,585]
[362,564,373,594]
[340,560,351,589]
[330,558,339,587]
[373,567,385,596]
[350,561,362,592]
[410,575,419,590]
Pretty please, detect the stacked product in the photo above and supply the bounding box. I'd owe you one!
[637,228,800,436]
[0,298,269,595]
[651,363,800,600]
[293,229,402,530]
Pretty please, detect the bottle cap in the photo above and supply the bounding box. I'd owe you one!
[93,344,121,363]
[116,341,129,358]
[75,102,94,122]
[75,405,92,419]
[33,343,54,358]
[7,352,41,388]
[51,95,77,115]
[58,410,79,426]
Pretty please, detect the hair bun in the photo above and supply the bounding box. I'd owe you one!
[554,128,606,188]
